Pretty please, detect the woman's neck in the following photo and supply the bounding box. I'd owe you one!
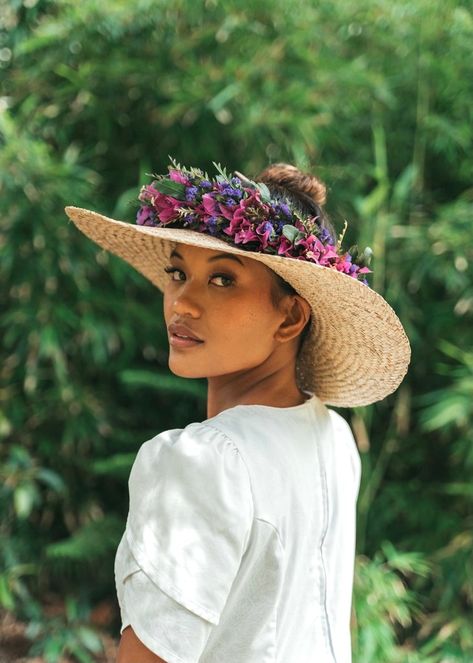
[206,347,307,419]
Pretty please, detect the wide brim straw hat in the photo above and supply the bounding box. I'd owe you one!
[64,202,410,408]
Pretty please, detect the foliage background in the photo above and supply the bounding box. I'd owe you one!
[1,0,472,660]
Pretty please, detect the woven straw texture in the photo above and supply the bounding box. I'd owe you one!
[64,206,411,407]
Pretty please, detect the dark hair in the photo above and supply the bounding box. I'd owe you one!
[255,162,336,244]
[256,162,335,355]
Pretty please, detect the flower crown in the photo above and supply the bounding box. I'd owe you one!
[136,159,373,284]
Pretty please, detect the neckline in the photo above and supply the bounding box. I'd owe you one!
[238,391,316,411]
[207,391,317,419]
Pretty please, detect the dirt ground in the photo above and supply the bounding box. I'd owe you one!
[0,609,119,663]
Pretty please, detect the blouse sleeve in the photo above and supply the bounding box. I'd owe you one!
[115,421,254,660]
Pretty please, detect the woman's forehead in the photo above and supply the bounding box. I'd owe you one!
[171,241,276,277]
[171,241,246,264]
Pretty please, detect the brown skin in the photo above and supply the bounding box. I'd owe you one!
[117,626,166,662]
[117,243,311,661]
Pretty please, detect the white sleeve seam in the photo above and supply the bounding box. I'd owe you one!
[202,422,256,522]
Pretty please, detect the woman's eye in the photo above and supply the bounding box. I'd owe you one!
[211,274,234,287]
[163,266,233,287]
[163,266,185,281]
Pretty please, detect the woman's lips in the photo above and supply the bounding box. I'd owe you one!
[169,332,205,348]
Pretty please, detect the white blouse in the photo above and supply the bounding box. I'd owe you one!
[114,392,362,663]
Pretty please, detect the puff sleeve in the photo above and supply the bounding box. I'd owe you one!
[114,422,254,661]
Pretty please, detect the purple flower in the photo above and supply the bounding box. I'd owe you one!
[136,205,157,226]
[182,212,197,226]
[185,186,199,202]
[218,183,243,200]
[275,202,292,219]
[273,219,286,234]
[200,179,212,189]
[320,227,334,244]
[206,216,219,236]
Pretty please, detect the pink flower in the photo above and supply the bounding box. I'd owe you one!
[295,235,324,262]
[202,193,218,216]
[233,220,259,244]
[169,170,190,185]
[223,192,268,238]
[219,201,237,221]
[153,194,182,223]
[138,184,160,203]
[317,245,338,266]
[277,237,296,256]
[255,221,274,250]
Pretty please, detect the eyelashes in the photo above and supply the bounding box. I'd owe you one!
[163,266,234,288]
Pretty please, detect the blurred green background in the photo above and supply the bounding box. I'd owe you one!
[1,0,472,661]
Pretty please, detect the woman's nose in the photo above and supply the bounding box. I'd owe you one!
[171,281,202,318]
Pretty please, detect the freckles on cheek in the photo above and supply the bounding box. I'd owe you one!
[225,304,274,344]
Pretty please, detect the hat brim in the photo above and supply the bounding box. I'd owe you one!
[65,206,411,407]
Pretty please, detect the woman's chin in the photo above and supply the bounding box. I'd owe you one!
[168,359,207,379]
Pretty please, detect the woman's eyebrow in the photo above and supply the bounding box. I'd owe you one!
[170,249,244,266]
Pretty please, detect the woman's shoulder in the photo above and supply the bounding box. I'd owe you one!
[136,419,241,461]
[128,420,250,503]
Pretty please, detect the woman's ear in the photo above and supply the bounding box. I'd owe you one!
[274,295,311,343]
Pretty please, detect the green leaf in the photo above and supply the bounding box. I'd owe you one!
[36,468,66,493]
[76,626,103,653]
[282,225,299,243]
[119,369,206,399]
[255,182,271,202]
[0,575,15,610]
[153,179,187,199]
[90,453,136,478]
[14,483,39,519]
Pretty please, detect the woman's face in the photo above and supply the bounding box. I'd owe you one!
[162,243,298,379]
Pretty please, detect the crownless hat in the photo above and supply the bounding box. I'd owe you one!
[64,160,411,407]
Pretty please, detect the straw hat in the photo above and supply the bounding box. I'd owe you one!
[64,164,410,408]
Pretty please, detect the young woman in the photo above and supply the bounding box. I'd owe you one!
[65,161,410,663]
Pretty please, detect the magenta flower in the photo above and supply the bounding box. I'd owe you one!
[153,194,182,223]
[219,201,237,221]
[138,184,160,203]
[277,237,297,257]
[202,193,218,216]
[223,192,268,238]
[169,170,190,185]
[233,220,260,245]
[255,221,274,250]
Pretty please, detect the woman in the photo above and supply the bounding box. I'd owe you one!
[65,160,410,663]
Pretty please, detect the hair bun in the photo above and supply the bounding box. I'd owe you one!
[256,163,327,207]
